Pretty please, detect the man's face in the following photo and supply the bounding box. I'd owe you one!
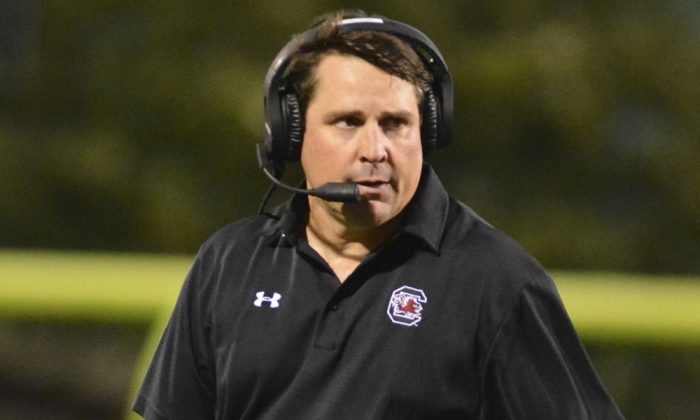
[301,53,423,230]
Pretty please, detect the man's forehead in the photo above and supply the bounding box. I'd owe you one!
[312,54,423,105]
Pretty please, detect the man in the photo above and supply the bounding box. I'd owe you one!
[133,10,624,419]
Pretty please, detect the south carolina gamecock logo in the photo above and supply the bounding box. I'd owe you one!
[387,286,427,327]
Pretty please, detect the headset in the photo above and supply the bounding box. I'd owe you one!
[256,16,454,209]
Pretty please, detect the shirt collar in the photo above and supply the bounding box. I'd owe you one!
[260,187,309,246]
[262,164,450,253]
[398,164,450,254]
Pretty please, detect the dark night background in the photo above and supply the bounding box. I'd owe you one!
[1,1,699,418]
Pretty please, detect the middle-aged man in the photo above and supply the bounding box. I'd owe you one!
[133,10,624,419]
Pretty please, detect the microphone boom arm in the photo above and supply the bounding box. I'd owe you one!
[257,144,360,204]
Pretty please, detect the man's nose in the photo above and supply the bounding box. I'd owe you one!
[359,122,388,163]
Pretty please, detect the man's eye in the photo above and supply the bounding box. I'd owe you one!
[336,117,363,128]
[382,117,408,130]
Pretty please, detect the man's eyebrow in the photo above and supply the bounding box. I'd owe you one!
[378,110,415,120]
[322,109,417,123]
[323,110,366,121]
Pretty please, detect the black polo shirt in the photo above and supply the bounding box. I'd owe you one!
[133,165,623,419]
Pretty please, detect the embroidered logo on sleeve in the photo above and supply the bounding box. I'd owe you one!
[387,286,427,327]
[254,291,282,308]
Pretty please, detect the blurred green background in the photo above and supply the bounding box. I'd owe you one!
[1,0,699,419]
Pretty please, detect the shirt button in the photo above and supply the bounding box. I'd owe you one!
[330,303,340,311]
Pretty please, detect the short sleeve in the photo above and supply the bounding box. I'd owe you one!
[480,280,624,419]
[132,255,217,419]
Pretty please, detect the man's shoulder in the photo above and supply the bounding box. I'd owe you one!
[445,198,552,290]
[198,212,280,256]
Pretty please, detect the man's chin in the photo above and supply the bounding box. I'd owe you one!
[340,201,396,229]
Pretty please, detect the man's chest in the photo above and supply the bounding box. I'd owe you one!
[207,247,482,417]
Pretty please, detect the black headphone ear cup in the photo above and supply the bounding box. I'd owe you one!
[283,93,304,161]
[421,89,440,153]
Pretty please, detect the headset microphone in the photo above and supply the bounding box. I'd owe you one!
[256,144,360,206]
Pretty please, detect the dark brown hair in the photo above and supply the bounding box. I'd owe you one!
[284,10,433,114]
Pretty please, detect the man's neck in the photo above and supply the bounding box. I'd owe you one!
[305,204,401,283]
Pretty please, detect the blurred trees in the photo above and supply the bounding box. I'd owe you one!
[1,0,699,274]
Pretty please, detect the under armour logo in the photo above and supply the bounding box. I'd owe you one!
[254,291,282,308]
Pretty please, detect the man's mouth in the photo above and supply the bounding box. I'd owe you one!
[354,179,390,200]
[357,180,386,188]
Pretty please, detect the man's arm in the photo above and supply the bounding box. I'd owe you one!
[133,256,217,419]
[479,280,624,419]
